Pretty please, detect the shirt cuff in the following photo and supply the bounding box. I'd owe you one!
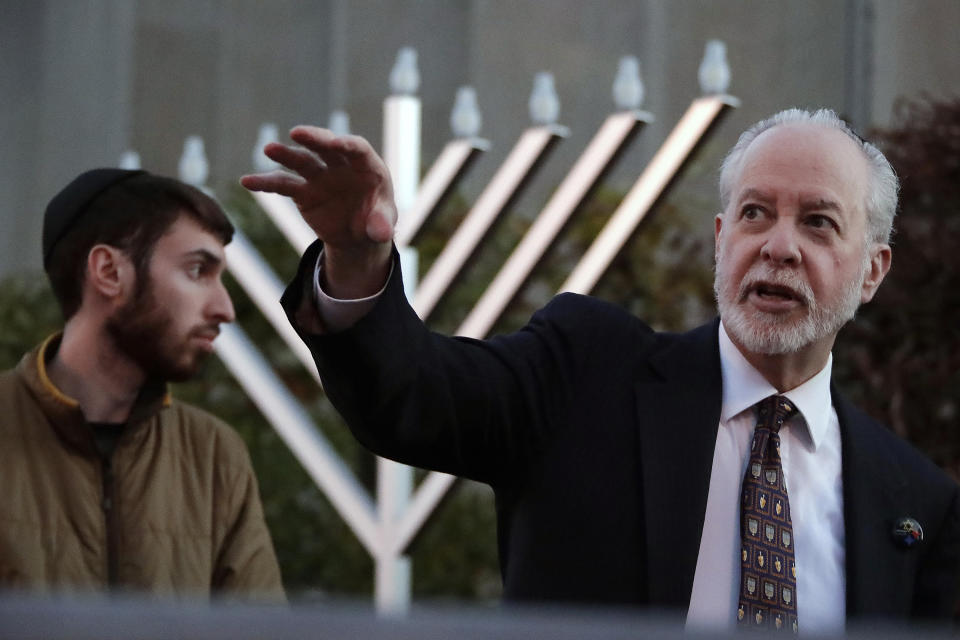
[312,248,392,333]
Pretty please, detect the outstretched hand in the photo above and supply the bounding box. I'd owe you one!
[242,127,396,298]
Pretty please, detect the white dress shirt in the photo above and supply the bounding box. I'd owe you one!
[311,257,846,632]
[311,250,389,332]
[685,322,845,634]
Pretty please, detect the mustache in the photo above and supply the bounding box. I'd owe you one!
[737,266,813,306]
[190,325,221,340]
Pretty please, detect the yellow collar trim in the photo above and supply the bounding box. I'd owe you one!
[35,333,173,409]
[36,334,81,408]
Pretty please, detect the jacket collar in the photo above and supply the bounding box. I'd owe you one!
[634,319,723,608]
[635,321,923,616]
[833,387,912,618]
[17,333,172,456]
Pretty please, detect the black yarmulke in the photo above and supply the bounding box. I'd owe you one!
[42,168,146,269]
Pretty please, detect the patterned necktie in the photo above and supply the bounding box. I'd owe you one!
[738,395,799,633]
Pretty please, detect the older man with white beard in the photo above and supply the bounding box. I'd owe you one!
[713,109,892,375]
[247,108,960,631]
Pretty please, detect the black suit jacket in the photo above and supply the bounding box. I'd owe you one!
[283,242,960,621]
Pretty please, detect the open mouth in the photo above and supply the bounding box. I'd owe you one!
[740,279,808,311]
[753,283,800,302]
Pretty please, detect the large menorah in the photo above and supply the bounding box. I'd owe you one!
[167,45,738,614]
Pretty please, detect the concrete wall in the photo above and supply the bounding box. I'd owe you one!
[872,0,960,125]
[2,1,137,275]
[2,0,959,276]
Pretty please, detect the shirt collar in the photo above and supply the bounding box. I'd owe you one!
[718,321,834,450]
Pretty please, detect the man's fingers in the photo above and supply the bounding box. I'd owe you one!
[264,143,328,177]
[240,170,306,197]
[337,135,385,173]
[290,127,382,174]
[289,126,340,158]
[244,127,397,247]
[282,127,349,169]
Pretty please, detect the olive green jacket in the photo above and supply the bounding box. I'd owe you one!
[0,335,283,600]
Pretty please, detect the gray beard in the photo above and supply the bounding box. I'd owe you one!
[713,253,867,356]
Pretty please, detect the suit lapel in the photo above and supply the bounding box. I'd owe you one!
[835,389,912,617]
[631,328,920,614]
[634,320,723,608]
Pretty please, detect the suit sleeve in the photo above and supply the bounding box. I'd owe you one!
[281,240,647,486]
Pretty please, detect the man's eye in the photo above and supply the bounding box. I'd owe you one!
[742,205,763,220]
[805,215,834,229]
[187,264,203,278]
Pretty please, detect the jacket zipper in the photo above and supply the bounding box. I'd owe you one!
[101,456,119,587]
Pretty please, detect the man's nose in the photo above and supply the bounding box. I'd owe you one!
[761,221,801,266]
[209,279,236,323]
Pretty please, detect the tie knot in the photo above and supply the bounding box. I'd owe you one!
[757,395,798,433]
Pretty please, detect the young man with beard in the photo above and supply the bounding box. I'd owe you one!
[0,169,283,600]
[245,109,959,630]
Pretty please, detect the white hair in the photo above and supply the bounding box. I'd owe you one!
[718,108,899,244]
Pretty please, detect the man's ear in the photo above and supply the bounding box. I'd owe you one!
[860,242,892,304]
[714,213,724,259]
[87,245,135,302]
